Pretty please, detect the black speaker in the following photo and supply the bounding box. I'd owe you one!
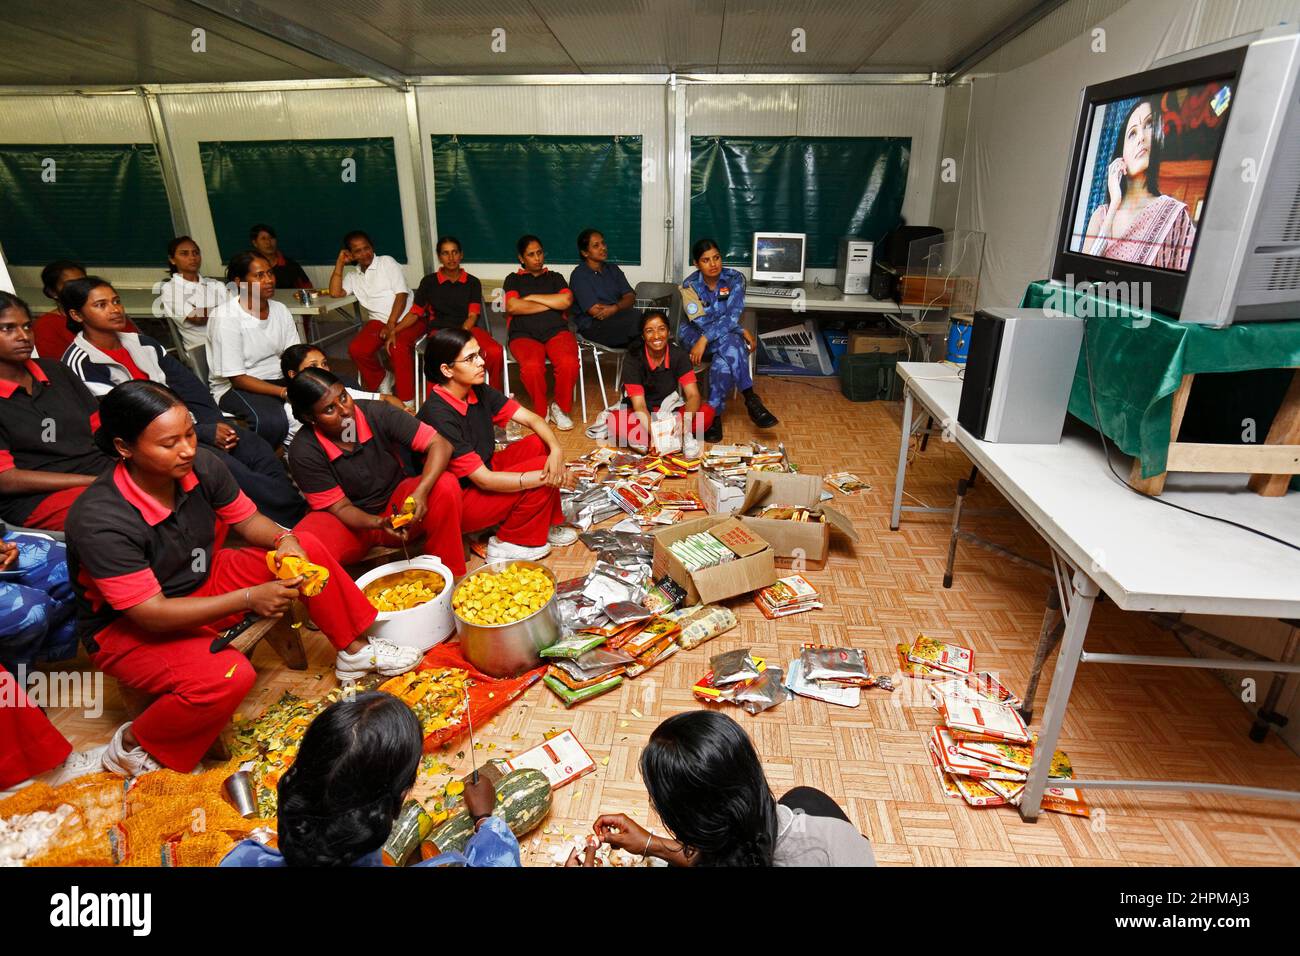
[957,311,1006,439]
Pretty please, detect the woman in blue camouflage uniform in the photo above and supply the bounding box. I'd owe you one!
[679,238,778,442]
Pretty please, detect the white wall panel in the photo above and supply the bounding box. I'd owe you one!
[415,83,669,287]
[158,86,421,288]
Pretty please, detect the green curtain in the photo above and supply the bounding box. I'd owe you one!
[0,144,174,267]
[200,138,406,266]
[690,136,911,268]
[431,135,642,264]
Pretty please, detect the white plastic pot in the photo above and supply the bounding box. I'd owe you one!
[354,555,455,653]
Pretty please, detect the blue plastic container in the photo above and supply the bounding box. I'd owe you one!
[945,317,973,364]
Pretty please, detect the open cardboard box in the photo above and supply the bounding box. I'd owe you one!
[737,472,860,566]
[652,515,776,605]
[699,472,748,514]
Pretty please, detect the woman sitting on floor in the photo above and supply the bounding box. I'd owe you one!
[58,381,420,781]
[59,276,307,528]
[416,328,574,571]
[0,292,111,533]
[574,710,875,867]
[286,367,464,573]
[279,344,407,447]
[206,250,300,448]
[222,691,519,867]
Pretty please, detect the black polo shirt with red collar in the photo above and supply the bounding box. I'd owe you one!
[0,358,111,526]
[412,269,485,331]
[417,384,520,486]
[65,446,258,649]
[502,268,569,343]
[622,343,697,412]
[287,399,437,513]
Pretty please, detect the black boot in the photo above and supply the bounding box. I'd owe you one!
[744,392,779,428]
[704,417,724,443]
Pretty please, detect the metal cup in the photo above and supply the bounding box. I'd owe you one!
[223,770,257,818]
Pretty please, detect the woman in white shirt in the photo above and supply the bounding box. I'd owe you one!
[156,236,229,358]
[207,251,301,448]
[332,231,416,406]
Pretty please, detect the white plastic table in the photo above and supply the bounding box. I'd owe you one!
[892,362,1300,820]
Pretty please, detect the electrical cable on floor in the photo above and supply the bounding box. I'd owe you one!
[1080,317,1300,553]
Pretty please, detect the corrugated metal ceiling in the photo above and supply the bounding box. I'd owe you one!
[0,0,1059,86]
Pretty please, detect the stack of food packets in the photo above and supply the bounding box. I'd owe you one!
[926,675,1087,816]
[668,530,737,572]
[753,573,822,619]
[692,649,789,715]
[903,634,975,678]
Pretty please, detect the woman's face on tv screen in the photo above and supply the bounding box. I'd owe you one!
[1122,102,1153,177]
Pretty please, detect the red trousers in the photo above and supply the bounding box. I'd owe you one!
[457,435,562,551]
[89,532,377,772]
[293,474,465,573]
[605,405,715,451]
[0,665,72,789]
[509,331,579,415]
[23,486,91,532]
[349,319,426,402]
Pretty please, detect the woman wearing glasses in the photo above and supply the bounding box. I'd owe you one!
[417,327,573,569]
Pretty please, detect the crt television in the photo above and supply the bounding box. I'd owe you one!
[751,232,806,283]
[1050,24,1300,325]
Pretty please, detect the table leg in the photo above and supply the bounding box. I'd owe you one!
[1249,622,1300,742]
[1018,587,1063,723]
[1019,565,1100,821]
[890,387,915,530]
[942,466,978,588]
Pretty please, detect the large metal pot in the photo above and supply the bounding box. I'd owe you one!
[453,559,561,678]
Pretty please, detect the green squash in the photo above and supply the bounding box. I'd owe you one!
[422,768,552,856]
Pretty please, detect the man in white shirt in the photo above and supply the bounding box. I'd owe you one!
[332,231,418,405]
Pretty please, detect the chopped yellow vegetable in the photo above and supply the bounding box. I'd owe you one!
[452,563,555,626]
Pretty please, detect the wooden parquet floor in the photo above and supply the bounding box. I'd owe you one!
[42,374,1300,866]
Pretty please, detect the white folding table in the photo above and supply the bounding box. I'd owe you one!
[891,362,1300,820]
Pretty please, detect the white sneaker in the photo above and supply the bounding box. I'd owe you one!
[379,371,396,395]
[102,722,161,779]
[45,745,109,787]
[547,525,579,547]
[547,403,574,431]
[485,536,551,564]
[335,638,421,682]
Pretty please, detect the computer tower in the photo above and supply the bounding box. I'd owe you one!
[957,307,1083,444]
[835,238,874,294]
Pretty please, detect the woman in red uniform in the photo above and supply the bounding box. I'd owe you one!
[410,236,505,391]
[417,327,573,568]
[286,368,465,572]
[0,292,109,532]
[63,381,420,777]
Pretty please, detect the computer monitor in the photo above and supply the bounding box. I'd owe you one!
[751,232,806,283]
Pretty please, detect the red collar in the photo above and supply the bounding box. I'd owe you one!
[644,344,671,371]
[436,270,468,285]
[431,384,478,416]
[516,267,550,276]
[113,461,200,527]
[273,252,288,267]
[314,406,375,461]
[0,360,51,399]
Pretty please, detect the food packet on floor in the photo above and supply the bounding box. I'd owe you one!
[543,674,624,708]
[540,633,608,659]
[710,648,762,687]
[800,647,870,683]
[650,415,683,455]
[731,667,790,715]
[583,571,640,608]
[558,596,606,630]
[643,576,689,615]
[605,601,653,625]
[675,605,739,650]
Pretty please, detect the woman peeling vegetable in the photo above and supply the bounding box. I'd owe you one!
[286,367,466,576]
[56,381,419,780]
[222,691,520,867]
[570,711,875,867]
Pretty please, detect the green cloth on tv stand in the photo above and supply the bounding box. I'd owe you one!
[1020,280,1300,481]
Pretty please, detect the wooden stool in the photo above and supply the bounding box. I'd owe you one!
[1130,368,1300,496]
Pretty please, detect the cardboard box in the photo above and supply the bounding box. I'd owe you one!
[652,515,776,605]
[848,332,908,355]
[737,472,859,564]
[699,472,747,515]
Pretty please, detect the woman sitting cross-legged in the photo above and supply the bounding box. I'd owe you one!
[416,328,575,571]
[285,368,465,574]
[221,691,520,867]
[57,381,420,781]
[59,276,307,528]
[572,711,875,867]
